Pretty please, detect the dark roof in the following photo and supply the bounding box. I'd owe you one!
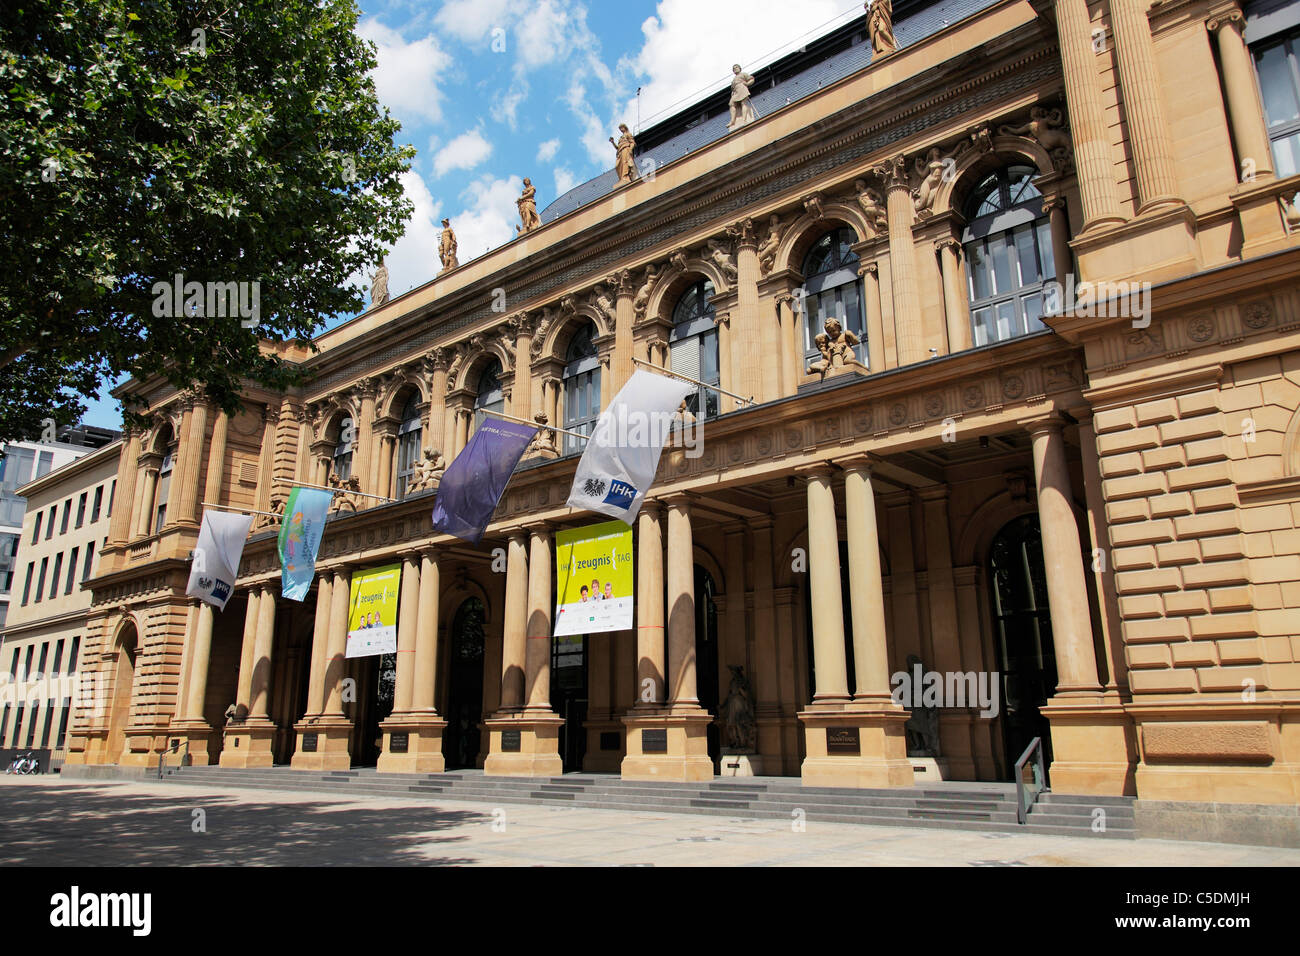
[540,0,1004,224]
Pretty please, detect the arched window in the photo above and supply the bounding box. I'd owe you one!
[473,360,505,432]
[962,165,1055,347]
[562,324,600,456]
[332,415,353,482]
[802,228,867,367]
[670,279,720,419]
[153,426,176,534]
[395,393,422,499]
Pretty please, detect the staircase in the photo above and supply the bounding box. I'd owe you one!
[153,765,1136,839]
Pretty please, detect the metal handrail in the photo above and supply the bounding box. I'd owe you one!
[1013,736,1048,825]
[156,738,190,779]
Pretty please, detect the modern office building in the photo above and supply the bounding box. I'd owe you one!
[63,0,1300,829]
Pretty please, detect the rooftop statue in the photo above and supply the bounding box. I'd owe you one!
[517,178,541,233]
[726,64,756,131]
[868,0,897,57]
[610,124,637,185]
[369,259,389,308]
[439,218,459,273]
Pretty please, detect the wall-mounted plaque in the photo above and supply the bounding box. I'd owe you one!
[600,732,621,751]
[302,732,318,753]
[390,732,409,754]
[501,729,521,753]
[826,727,860,755]
[642,728,668,753]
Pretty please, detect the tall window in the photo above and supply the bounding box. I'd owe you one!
[0,532,17,595]
[21,562,33,605]
[0,447,34,491]
[670,280,721,419]
[65,547,78,595]
[75,493,87,528]
[36,451,52,477]
[91,485,103,522]
[107,479,115,518]
[472,360,505,433]
[562,324,601,456]
[31,512,41,544]
[49,552,63,600]
[35,557,47,603]
[1254,29,1300,176]
[802,228,868,367]
[45,506,54,540]
[154,451,173,534]
[82,543,94,581]
[60,499,71,534]
[963,165,1055,347]
[395,394,423,499]
[332,416,354,481]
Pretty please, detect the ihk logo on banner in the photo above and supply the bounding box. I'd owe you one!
[602,480,637,509]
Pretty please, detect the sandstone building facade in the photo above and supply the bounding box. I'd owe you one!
[67,0,1300,808]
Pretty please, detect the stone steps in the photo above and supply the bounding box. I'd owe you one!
[149,765,1137,839]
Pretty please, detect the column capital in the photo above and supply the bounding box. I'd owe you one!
[1206,8,1245,33]
[522,520,552,538]
[419,545,440,562]
[662,492,694,511]
[857,260,880,278]
[638,498,664,517]
[793,461,836,481]
[934,236,963,256]
[834,453,878,474]
[1021,412,1068,437]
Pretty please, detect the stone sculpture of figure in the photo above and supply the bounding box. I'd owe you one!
[610,123,637,185]
[438,218,459,272]
[867,0,897,56]
[370,260,390,308]
[516,178,541,233]
[998,106,1072,169]
[632,264,657,318]
[529,411,558,455]
[717,665,758,752]
[756,214,783,275]
[853,180,887,235]
[904,654,942,757]
[406,448,446,493]
[706,238,738,285]
[913,146,947,215]
[590,282,616,326]
[726,64,756,131]
[327,473,364,513]
[806,317,867,379]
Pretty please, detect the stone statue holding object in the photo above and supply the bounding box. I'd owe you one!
[806,317,867,379]
[717,665,757,752]
[610,124,637,185]
[516,178,541,233]
[406,448,446,493]
[867,0,897,57]
[438,218,459,273]
[369,259,389,308]
[726,64,756,131]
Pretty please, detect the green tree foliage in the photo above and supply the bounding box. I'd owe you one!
[0,0,415,442]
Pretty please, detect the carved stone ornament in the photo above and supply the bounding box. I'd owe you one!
[633,264,658,318]
[756,214,784,275]
[998,106,1073,173]
[405,448,446,493]
[806,317,867,380]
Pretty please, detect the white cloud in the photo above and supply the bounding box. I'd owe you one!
[554,167,579,195]
[449,175,526,260]
[620,0,849,129]
[537,138,562,163]
[356,18,454,126]
[434,0,514,43]
[433,128,494,177]
[366,169,442,300]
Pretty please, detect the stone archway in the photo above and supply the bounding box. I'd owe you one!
[107,621,139,763]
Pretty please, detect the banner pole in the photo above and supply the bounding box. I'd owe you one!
[279,480,394,503]
[201,501,283,520]
[479,407,590,441]
[632,357,755,406]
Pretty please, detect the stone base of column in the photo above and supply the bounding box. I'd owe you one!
[582,718,624,772]
[376,714,448,774]
[797,705,913,789]
[1043,698,1136,795]
[620,710,714,782]
[482,714,563,777]
[218,718,277,769]
[148,723,213,767]
[1230,177,1299,259]
[936,710,980,781]
[289,717,353,771]
[1072,204,1197,287]
[63,731,107,766]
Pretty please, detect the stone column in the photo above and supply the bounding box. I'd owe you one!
[935,239,970,355]
[1028,419,1102,695]
[234,589,260,718]
[107,431,141,546]
[249,586,276,719]
[377,428,397,500]
[290,568,354,771]
[184,602,214,720]
[413,550,440,712]
[426,350,451,457]
[455,408,470,456]
[162,402,194,532]
[732,222,764,402]
[252,405,278,514]
[774,293,798,396]
[498,532,529,712]
[860,261,887,371]
[842,459,891,702]
[1043,195,1074,287]
[202,410,229,507]
[1210,10,1274,183]
[512,314,537,418]
[1054,0,1125,228]
[635,501,666,707]
[879,158,924,365]
[323,570,351,715]
[713,313,734,413]
[749,517,782,767]
[294,409,313,485]
[801,465,850,703]
[1109,0,1182,210]
[523,525,553,713]
[305,575,332,716]
[133,454,161,538]
[666,496,699,709]
[612,279,636,392]
[353,380,377,493]
[393,552,420,714]
[173,400,208,525]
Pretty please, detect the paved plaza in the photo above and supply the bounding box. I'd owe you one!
[1,777,1296,867]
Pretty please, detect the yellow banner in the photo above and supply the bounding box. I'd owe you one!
[554,520,633,636]
[346,563,401,658]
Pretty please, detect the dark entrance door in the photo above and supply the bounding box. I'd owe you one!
[444,598,485,770]
[988,514,1058,777]
[551,634,587,772]
[349,651,395,767]
[695,566,720,770]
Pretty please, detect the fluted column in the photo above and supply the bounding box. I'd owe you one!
[511,315,537,418]
[499,532,529,712]
[1054,0,1125,228]
[732,222,764,402]
[611,280,636,392]
[455,408,470,456]
[425,351,450,457]
[801,465,850,703]
[523,525,553,713]
[353,380,377,493]
[1043,195,1074,288]
[413,549,440,712]
[174,400,208,525]
[1110,0,1182,210]
[1210,10,1274,183]
[305,575,332,715]
[1028,418,1102,695]
[393,552,420,714]
[935,239,970,355]
[635,501,666,708]
[252,405,278,514]
[249,586,276,719]
[322,569,351,715]
[860,261,887,370]
[665,496,699,709]
[879,157,924,365]
[202,410,229,507]
[133,454,161,538]
[842,459,891,702]
[774,293,798,396]
[234,589,260,717]
[375,427,396,500]
[712,313,734,413]
[184,601,215,721]
[107,431,141,546]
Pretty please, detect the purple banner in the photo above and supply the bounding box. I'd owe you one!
[432,417,537,545]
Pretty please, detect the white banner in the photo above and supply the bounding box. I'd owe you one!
[565,369,693,523]
[186,510,254,611]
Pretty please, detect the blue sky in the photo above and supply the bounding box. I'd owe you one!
[79,0,864,430]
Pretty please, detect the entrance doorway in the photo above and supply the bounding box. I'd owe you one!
[551,634,587,772]
[988,514,1058,776]
[107,624,138,760]
[348,652,395,767]
[444,598,486,770]
[695,566,720,769]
